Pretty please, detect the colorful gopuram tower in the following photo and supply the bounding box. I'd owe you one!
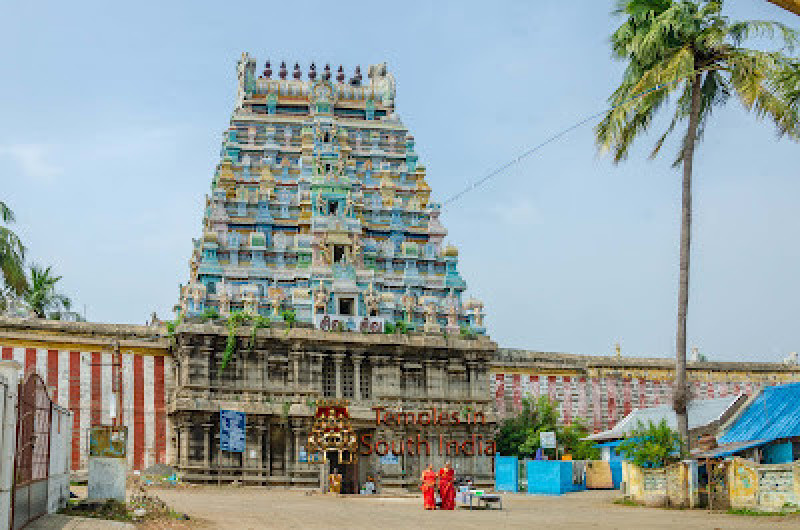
[178,54,486,335]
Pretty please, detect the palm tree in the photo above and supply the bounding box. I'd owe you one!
[24,265,71,319]
[596,0,800,451]
[0,200,28,305]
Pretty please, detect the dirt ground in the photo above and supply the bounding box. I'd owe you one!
[148,487,800,530]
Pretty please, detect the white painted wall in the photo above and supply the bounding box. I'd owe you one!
[47,405,73,514]
[0,361,21,530]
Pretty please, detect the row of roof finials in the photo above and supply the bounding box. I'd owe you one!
[261,61,364,85]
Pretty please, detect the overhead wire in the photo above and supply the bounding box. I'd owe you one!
[439,72,699,209]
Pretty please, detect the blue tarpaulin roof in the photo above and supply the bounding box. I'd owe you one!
[718,382,800,445]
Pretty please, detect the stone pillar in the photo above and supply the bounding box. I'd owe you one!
[333,353,345,399]
[424,359,440,398]
[438,360,449,399]
[179,420,190,469]
[255,422,265,476]
[289,350,301,389]
[371,355,389,398]
[200,335,215,387]
[284,422,294,476]
[263,422,271,475]
[202,422,212,471]
[352,354,363,402]
[386,359,402,398]
[309,352,324,396]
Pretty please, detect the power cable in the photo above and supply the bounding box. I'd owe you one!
[440,73,695,208]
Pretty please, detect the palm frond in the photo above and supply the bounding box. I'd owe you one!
[729,50,800,139]
[728,20,799,50]
[0,201,15,224]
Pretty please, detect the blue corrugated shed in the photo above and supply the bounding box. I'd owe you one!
[718,382,800,445]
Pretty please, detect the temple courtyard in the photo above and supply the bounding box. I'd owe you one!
[145,488,798,529]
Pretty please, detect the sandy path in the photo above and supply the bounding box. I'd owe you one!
[152,487,800,529]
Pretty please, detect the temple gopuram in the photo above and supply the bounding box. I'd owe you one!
[178,54,485,334]
[169,54,497,492]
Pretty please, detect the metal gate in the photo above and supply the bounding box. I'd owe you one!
[12,373,52,529]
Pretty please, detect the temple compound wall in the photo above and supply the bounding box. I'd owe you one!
[3,317,800,485]
[168,324,496,491]
[0,317,170,471]
[492,349,800,433]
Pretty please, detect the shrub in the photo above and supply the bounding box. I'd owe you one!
[617,420,681,468]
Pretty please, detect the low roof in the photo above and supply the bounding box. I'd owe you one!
[692,439,771,460]
[718,382,800,445]
[587,395,743,442]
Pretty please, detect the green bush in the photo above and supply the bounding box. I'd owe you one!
[617,419,681,468]
[496,396,599,460]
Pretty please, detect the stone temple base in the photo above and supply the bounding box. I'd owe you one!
[168,324,497,491]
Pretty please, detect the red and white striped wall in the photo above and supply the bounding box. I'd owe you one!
[0,345,171,471]
[490,372,794,433]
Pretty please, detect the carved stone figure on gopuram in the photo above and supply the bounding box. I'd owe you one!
[178,53,486,335]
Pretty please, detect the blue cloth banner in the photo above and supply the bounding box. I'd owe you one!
[220,410,246,452]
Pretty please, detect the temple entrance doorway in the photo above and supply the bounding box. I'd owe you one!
[327,451,358,494]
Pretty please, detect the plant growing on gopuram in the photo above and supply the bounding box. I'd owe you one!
[617,419,681,468]
[219,310,248,375]
[217,311,271,375]
[24,264,72,319]
[281,309,296,328]
[201,307,220,320]
[496,396,599,460]
[596,0,800,450]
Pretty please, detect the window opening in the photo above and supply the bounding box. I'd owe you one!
[333,245,346,263]
[339,297,354,316]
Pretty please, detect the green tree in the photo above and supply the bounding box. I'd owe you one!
[24,264,72,318]
[596,0,800,451]
[0,200,28,304]
[617,419,681,468]
[496,396,599,460]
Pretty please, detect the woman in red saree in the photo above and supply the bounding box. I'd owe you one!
[438,462,456,510]
[421,465,437,510]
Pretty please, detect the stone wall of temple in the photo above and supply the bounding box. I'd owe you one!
[491,349,800,432]
[168,323,497,490]
[3,316,799,479]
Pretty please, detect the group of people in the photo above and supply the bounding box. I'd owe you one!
[420,462,456,510]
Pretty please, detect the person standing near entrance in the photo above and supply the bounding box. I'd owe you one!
[421,465,437,510]
[438,462,456,510]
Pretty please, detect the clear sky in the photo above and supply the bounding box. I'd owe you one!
[2,1,798,362]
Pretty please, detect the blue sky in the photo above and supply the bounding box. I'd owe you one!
[2,1,798,362]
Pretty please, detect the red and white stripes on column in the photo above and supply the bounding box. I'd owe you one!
[0,344,170,471]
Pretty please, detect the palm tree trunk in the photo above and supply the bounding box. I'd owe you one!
[675,72,703,454]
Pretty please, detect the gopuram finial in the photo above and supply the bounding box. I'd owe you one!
[336,65,345,83]
[279,61,288,80]
[263,60,272,79]
[351,65,362,85]
[293,63,302,80]
[309,62,317,80]
[323,64,331,80]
